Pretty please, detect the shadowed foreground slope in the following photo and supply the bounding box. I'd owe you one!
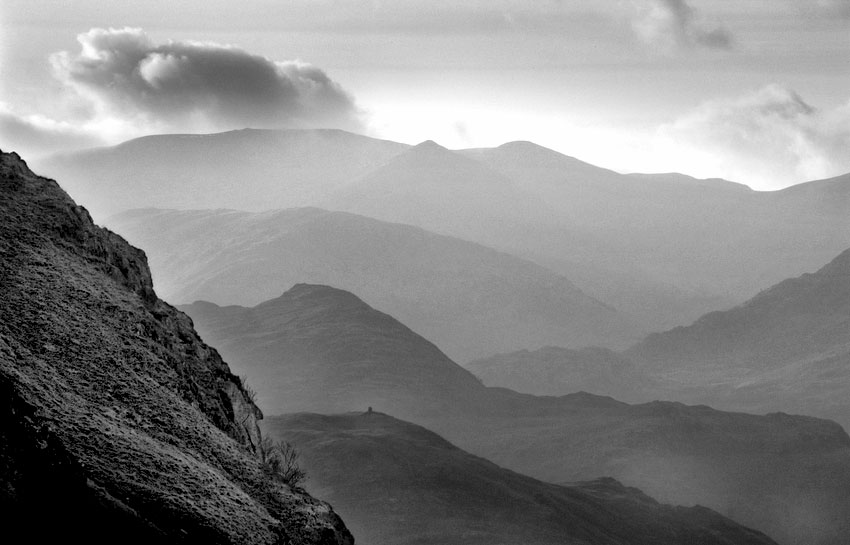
[0,151,352,545]
[184,284,850,545]
[266,411,777,545]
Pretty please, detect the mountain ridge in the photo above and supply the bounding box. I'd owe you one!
[181,280,850,544]
[110,206,638,360]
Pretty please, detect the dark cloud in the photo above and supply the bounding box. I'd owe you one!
[660,85,850,188]
[50,27,364,134]
[633,0,733,51]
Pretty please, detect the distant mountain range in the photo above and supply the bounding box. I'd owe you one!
[467,346,654,402]
[629,246,850,428]
[37,128,850,331]
[266,411,777,545]
[110,207,640,360]
[38,128,406,217]
[474,246,850,430]
[0,151,351,544]
[182,283,850,545]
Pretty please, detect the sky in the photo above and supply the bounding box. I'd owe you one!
[1,0,848,189]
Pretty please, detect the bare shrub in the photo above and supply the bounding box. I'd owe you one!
[258,436,306,487]
[239,376,258,403]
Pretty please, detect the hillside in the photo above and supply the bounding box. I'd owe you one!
[631,247,850,370]
[109,207,639,360]
[183,283,850,545]
[0,151,352,544]
[465,246,850,428]
[265,411,777,545]
[40,130,850,332]
[460,141,849,303]
[323,140,581,248]
[467,346,654,402]
[625,246,850,428]
[36,128,407,221]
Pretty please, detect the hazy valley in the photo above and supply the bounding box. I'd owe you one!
[4,4,849,544]
[4,125,849,545]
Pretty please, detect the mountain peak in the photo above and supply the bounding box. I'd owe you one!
[281,283,366,306]
[412,139,448,151]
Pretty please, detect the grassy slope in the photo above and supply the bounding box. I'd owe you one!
[266,411,777,545]
[0,151,352,545]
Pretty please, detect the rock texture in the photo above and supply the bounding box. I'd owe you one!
[0,151,353,545]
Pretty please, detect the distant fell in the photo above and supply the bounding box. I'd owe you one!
[183,281,850,544]
[37,128,408,220]
[109,206,639,360]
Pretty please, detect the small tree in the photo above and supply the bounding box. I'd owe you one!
[258,436,306,487]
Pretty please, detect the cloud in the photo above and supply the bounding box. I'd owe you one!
[632,0,733,51]
[810,0,850,18]
[48,27,363,135]
[0,104,106,158]
[656,85,850,189]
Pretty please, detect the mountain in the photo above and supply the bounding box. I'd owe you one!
[626,246,850,428]
[108,207,639,360]
[39,130,850,332]
[323,140,582,246]
[266,411,777,545]
[183,283,850,545]
[35,128,408,221]
[467,346,654,402]
[460,141,850,306]
[469,246,850,428]
[180,284,486,417]
[0,151,352,544]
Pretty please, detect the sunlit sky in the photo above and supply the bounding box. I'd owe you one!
[1,0,848,189]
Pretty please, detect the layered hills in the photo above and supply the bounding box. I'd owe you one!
[628,246,850,428]
[38,128,407,220]
[183,283,850,545]
[470,245,850,429]
[467,346,653,402]
[265,411,777,545]
[40,129,850,331]
[109,207,639,360]
[0,151,352,544]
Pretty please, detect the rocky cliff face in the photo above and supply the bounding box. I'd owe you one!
[0,150,353,545]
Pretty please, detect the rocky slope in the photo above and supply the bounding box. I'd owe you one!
[183,283,850,545]
[266,411,777,545]
[108,207,639,360]
[0,151,352,544]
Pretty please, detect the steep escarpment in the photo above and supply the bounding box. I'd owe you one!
[0,151,352,545]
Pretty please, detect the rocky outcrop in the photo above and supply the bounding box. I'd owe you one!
[0,151,353,544]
